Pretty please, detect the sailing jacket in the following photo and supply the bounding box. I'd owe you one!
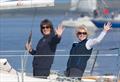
[30,34,61,69]
[67,39,93,71]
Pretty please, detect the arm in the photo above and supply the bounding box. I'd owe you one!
[86,22,112,50]
[29,49,36,55]
[51,35,61,44]
[25,42,36,55]
[51,24,65,44]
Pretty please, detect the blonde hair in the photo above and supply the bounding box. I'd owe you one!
[75,24,89,37]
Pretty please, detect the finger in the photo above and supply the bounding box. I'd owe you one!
[60,25,65,31]
[62,27,65,31]
[57,26,61,31]
[29,42,32,45]
[55,28,58,34]
[107,23,112,29]
[26,42,28,46]
[25,43,29,50]
[58,24,63,28]
[108,22,112,26]
[109,22,112,27]
[28,43,31,48]
[104,23,106,27]
[104,22,112,28]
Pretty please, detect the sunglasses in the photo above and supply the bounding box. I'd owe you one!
[77,32,87,35]
[42,26,50,29]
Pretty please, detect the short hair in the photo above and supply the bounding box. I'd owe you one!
[75,24,89,37]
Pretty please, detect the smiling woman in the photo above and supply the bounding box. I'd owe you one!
[65,22,112,80]
[25,19,64,78]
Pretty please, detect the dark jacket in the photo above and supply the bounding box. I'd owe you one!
[67,39,93,71]
[30,34,61,69]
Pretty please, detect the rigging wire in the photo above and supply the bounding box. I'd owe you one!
[23,0,36,69]
[22,0,37,79]
[90,50,99,75]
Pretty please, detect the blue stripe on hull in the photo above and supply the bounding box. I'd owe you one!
[91,20,120,28]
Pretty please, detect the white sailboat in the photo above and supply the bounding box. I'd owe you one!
[0,58,118,82]
[0,0,120,82]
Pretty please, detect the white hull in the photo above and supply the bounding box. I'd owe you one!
[0,73,50,82]
[0,72,118,82]
[0,58,50,82]
[0,58,118,82]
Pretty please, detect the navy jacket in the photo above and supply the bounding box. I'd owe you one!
[67,39,93,71]
[30,34,61,69]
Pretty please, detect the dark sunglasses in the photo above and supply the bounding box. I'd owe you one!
[77,32,87,35]
[42,26,50,29]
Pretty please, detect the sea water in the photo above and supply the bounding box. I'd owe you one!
[0,16,120,76]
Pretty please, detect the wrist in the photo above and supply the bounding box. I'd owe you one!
[29,48,32,52]
[103,29,108,32]
[55,33,61,37]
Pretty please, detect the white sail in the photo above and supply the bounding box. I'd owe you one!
[76,0,97,13]
[0,0,98,16]
[0,0,54,10]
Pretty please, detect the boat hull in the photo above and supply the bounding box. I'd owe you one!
[92,19,120,28]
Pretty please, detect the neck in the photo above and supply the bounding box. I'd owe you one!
[79,38,87,42]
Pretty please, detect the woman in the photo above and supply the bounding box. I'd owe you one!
[25,19,64,78]
[65,22,112,79]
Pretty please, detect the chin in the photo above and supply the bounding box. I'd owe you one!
[43,32,50,35]
[44,33,50,36]
[80,38,86,41]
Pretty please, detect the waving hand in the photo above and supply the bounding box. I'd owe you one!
[55,24,65,37]
[104,22,112,32]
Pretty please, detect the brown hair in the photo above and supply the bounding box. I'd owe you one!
[40,19,54,35]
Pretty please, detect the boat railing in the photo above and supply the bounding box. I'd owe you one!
[0,48,120,82]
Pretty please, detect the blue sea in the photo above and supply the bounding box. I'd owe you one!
[0,15,120,76]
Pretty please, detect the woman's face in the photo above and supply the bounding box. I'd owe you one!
[41,24,51,36]
[77,29,87,41]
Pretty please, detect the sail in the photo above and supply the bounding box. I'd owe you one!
[0,0,54,10]
[71,0,97,13]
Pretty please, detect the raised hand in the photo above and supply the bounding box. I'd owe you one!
[25,42,32,52]
[55,24,65,37]
[104,22,112,32]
